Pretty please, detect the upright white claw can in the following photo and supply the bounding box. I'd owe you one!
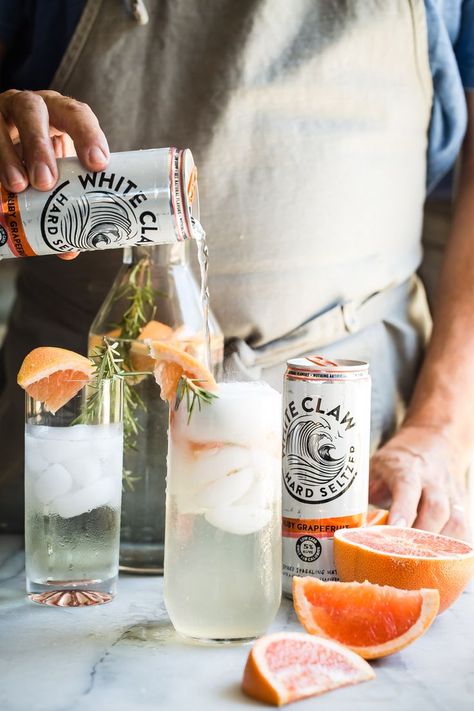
[282,356,371,597]
[0,147,199,258]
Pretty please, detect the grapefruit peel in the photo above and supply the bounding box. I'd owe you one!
[17,347,94,414]
[242,632,374,707]
[334,525,474,614]
[147,339,217,411]
[293,577,440,659]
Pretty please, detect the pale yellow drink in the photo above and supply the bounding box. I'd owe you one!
[164,382,282,642]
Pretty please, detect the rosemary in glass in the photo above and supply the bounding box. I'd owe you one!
[111,256,158,452]
[175,376,219,423]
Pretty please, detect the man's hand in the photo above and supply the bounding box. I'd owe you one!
[370,424,469,540]
[0,89,109,259]
[370,92,474,543]
[0,89,109,192]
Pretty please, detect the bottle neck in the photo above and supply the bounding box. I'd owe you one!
[123,241,188,266]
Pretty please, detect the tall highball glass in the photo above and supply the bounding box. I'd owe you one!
[164,381,282,643]
[24,377,123,606]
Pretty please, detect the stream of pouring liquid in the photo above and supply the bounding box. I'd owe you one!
[192,218,212,371]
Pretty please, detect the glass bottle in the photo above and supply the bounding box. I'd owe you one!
[89,243,223,573]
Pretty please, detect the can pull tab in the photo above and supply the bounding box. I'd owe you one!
[305,355,339,368]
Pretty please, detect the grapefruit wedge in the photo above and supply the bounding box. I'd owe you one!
[130,320,175,372]
[147,340,217,403]
[293,577,439,659]
[242,632,374,706]
[334,526,474,613]
[17,347,93,414]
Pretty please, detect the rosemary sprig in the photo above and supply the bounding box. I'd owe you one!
[73,340,124,425]
[175,376,218,423]
[74,339,147,447]
[115,257,158,341]
[122,469,142,492]
[109,257,163,454]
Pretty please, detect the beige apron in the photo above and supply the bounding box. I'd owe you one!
[0,0,433,529]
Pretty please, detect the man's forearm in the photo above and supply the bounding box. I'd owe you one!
[405,92,474,468]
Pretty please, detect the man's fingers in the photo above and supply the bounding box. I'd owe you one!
[51,135,66,159]
[6,91,57,190]
[440,502,470,541]
[0,114,28,191]
[387,473,422,527]
[41,92,109,171]
[413,487,450,532]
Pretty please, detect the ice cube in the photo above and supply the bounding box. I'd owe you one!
[66,456,102,488]
[193,466,253,509]
[39,437,90,466]
[205,504,272,535]
[174,382,281,447]
[34,464,73,504]
[102,446,123,480]
[51,477,117,519]
[236,474,268,508]
[188,445,250,490]
[25,436,49,477]
[234,449,281,507]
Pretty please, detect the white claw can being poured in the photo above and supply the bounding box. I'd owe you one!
[282,356,371,597]
[0,147,199,258]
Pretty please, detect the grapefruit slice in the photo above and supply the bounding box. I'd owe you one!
[366,506,389,525]
[293,577,439,659]
[242,632,374,706]
[334,526,474,613]
[130,320,175,372]
[147,340,217,403]
[17,347,93,414]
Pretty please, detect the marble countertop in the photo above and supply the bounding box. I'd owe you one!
[0,534,473,711]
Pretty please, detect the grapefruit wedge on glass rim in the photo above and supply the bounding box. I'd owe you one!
[17,347,93,414]
[334,525,474,613]
[146,339,217,403]
[129,320,175,372]
[293,577,439,659]
[242,632,374,706]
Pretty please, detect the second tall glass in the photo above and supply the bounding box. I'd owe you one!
[164,381,282,643]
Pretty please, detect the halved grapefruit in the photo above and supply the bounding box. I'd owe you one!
[293,577,439,659]
[242,632,374,706]
[17,347,93,414]
[334,526,474,613]
[147,340,217,403]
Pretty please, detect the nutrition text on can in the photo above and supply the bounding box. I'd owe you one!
[282,356,371,597]
[0,147,199,258]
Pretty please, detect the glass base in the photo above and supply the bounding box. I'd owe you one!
[27,577,117,607]
[119,542,164,574]
[175,628,259,645]
[183,634,257,646]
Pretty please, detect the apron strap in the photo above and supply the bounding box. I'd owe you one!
[226,277,418,375]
